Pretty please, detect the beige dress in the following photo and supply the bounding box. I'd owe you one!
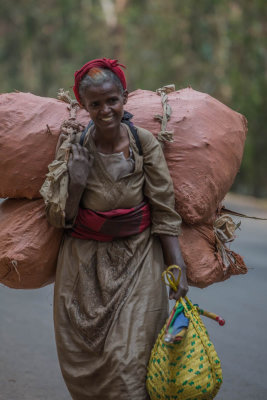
[45,124,182,400]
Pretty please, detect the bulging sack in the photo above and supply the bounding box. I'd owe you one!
[0,198,63,289]
[0,92,89,199]
[0,89,247,224]
[179,221,247,288]
[127,88,247,224]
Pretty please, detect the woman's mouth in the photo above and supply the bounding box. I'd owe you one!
[101,117,113,122]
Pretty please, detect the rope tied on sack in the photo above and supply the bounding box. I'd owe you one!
[155,84,175,144]
[11,260,21,281]
[57,88,85,160]
[58,88,80,119]
[213,214,247,275]
[57,88,85,138]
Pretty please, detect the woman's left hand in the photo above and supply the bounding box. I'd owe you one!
[159,235,189,301]
[168,265,188,301]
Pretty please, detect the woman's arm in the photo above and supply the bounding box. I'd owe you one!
[65,143,93,222]
[159,235,188,300]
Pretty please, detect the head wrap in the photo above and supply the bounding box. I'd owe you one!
[73,58,127,104]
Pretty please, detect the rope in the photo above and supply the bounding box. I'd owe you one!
[56,88,86,161]
[220,206,267,221]
[11,260,21,281]
[155,84,175,144]
[213,214,247,273]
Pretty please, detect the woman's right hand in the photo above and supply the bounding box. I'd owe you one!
[68,143,93,188]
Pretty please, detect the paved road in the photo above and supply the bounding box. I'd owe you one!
[0,194,267,400]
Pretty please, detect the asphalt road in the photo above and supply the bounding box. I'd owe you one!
[0,194,267,400]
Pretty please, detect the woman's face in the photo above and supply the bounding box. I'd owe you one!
[81,80,128,132]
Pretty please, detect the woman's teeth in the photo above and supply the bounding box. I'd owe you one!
[101,117,112,121]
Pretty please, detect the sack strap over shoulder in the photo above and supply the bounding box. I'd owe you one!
[79,110,143,156]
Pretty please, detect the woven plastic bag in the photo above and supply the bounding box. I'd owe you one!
[147,267,223,399]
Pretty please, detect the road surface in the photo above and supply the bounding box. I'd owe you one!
[0,194,267,399]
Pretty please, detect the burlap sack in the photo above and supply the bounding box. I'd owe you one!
[0,89,246,224]
[0,92,89,199]
[0,198,63,289]
[0,90,247,289]
[179,222,247,288]
[127,88,247,224]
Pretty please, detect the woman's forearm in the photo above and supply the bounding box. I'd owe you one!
[65,181,84,222]
[159,235,186,270]
[64,143,92,223]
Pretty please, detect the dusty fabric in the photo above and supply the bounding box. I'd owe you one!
[44,124,181,399]
[46,124,182,236]
[54,232,168,400]
[0,198,63,289]
[98,146,134,180]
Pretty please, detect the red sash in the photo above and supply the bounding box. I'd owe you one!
[70,201,151,242]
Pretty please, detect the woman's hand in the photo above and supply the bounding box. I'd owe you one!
[68,144,93,188]
[168,266,188,301]
[64,144,93,223]
[159,235,189,301]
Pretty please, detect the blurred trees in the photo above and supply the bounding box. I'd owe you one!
[0,0,266,196]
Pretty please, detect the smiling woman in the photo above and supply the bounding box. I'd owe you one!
[41,58,187,400]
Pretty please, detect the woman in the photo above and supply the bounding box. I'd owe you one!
[45,58,188,400]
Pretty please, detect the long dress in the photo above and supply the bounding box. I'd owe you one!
[45,124,182,400]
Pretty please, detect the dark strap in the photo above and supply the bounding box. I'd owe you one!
[79,110,143,156]
[79,119,94,146]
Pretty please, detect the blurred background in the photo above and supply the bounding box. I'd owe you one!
[0,1,267,400]
[0,0,266,197]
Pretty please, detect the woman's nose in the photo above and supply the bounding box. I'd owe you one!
[100,103,110,114]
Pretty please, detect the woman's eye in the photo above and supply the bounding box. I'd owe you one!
[90,102,99,108]
[109,97,118,104]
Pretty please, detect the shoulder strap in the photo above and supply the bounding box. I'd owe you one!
[79,120,94,146]
[121,111,143,156]
[79,111,143,155]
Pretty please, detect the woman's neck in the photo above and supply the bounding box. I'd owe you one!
[92,124,129,154]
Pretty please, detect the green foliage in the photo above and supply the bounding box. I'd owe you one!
[0,0,266,196]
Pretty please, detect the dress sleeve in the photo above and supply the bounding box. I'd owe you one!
[141,129,182,236]
[40,137,77,229]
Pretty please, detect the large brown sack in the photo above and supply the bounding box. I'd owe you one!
[179,221,247,288]
[127,88,247,224]
[0,198,63,289]
[0,89,247,224]
[0,92,89,199]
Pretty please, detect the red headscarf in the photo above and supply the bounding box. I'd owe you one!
[73,58,127,104]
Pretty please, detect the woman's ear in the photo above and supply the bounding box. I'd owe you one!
[79,100,85,109]
[123,90,128,105]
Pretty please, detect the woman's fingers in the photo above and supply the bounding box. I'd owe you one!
[169,285,188,301]
[71,143,89,159]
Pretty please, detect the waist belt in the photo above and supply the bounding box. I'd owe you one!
[69,201,151,242]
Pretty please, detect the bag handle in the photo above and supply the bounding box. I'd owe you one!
[162,265,225,326]
[161,264,181,292]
